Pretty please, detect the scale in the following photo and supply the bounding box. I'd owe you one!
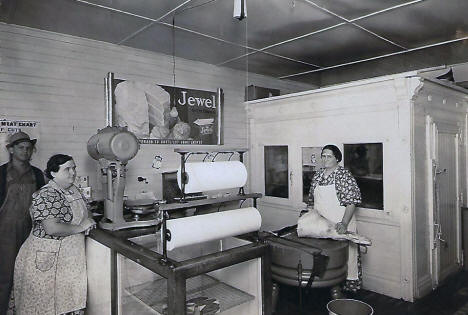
[124,198,166,221]
[87,126,162,230]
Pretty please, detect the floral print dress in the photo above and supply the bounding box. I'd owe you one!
[307,166,363,292]
[14,181,88,315]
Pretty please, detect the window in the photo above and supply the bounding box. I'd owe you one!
[344,143,384,210]
[302,147,324,203]
[264,146,289,198]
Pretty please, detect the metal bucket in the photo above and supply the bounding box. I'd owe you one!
[327,299,373,315]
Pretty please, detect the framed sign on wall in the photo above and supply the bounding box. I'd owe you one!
[105,73,223,145]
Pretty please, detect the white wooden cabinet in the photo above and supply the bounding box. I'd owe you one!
[246,73,468,301]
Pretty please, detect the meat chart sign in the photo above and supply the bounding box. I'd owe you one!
[111,78,222,145]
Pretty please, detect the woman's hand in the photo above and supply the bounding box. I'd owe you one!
[87,218,97,235]
[81,218,96,235]
[337,204,356,234]
[335,221,348,234]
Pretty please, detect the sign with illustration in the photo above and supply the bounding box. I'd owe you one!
[108,74,223,145]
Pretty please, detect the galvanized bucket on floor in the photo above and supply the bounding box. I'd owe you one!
[327,299,374,315]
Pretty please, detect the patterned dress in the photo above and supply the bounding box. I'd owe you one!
[307,166,363,292]
[14,181,87,315]
[30,186,74,240]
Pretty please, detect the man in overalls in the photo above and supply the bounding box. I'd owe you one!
[0,131,45,314]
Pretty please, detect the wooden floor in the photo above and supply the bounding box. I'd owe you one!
[274,270,468,315]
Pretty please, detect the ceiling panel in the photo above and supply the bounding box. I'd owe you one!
[266,24,402,67]
[223,51,318,79]
[293,40,468,86]
[160,0,342,49]
[303,0,420,20]
[356,0,468,48]
[81,0,188,21]
[0,0,467,87]
[160,0,248,47]
[124,23,251,66]
[3,0,149,44]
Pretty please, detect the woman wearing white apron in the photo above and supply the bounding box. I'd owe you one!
[14,154,96,315]
[307,145,362,293]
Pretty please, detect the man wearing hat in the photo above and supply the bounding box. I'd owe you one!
[0,131,45,314]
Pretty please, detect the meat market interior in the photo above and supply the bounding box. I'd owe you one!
[1,1,468,314]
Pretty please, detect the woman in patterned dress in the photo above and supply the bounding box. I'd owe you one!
[306,144,363,293]
[14,154,96,315]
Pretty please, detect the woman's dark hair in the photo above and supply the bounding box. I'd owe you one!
[45,154,73,179]
[322,144,342,162]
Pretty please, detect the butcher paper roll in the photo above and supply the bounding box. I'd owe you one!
[177,161,248,193]
[166,207,261,251]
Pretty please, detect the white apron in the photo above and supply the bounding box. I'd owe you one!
[314,182,358,280]
[14,184,88,315]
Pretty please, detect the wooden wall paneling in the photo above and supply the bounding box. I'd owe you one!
[0,22,314,201]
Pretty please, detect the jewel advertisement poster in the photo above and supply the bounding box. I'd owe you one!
[110,76,223,145]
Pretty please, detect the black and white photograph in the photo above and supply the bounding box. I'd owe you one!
[1,1,468,314]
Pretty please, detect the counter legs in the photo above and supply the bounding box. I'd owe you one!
[167,271,187,315]
[262,247,272,315]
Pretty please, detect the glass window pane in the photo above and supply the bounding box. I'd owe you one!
[264,146,288,198]
[344,143,384,210]
[302,147,324,203]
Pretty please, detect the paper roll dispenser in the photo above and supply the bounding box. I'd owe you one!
[177,161,248,194]
[87,126,139,163]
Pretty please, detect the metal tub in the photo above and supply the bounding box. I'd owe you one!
[268,231,349,288]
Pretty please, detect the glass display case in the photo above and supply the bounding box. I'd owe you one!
[86,194,271,315]
[121,234,260,315]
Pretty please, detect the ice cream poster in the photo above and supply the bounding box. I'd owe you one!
[111,78,222,145]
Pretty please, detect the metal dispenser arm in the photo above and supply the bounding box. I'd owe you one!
[98,161,127,226]
[99,161,119,224]
[106,167,113,201]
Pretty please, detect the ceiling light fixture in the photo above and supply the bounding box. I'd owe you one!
[233,0,247,20]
